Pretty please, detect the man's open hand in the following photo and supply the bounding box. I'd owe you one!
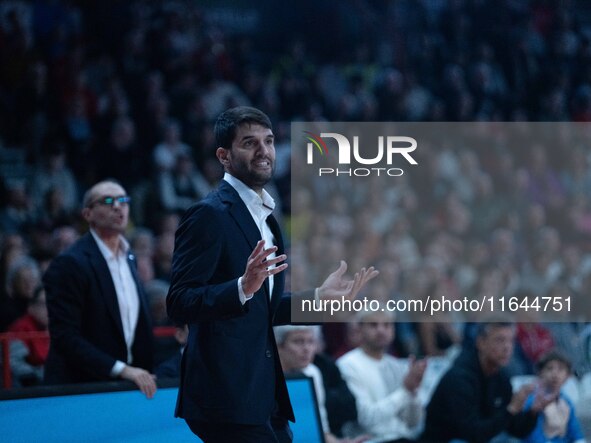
[403,355,427,393]
[317,261,379,301]
[241,240,288,295]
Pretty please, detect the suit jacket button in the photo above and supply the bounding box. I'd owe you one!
[265,350,272,358]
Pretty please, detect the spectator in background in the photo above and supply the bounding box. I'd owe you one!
[135,254,155,284]
[130,228,155,259]
[337,310,427,443]
[522,350,586,443]
[15,60,51,164]
[145,279,170,328]
[157,212,181,237]
[415,281,461,357]
[515,303,555,375]
[544,283,591,378]
[130,228,156,284]
[50,226,79,256]
[157,152,211,214]
[0,233,28,304]
[35,187,76,232]
[6,286,49,386]
[153,119,192,172]
[275,325,368,443]
[155,323,188,379]
[43,180,156,398]
[153,232,175,282]
[98,117,144,191]
[29,145,77,213]
[0,256,41,331]
[144,278,178,368]
[422,321,554,443]
[524,145,566,212]
[0,179,34,234]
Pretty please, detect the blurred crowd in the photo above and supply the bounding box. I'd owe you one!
[0,0,590,397]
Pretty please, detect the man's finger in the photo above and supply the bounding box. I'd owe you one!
[137,380,149,397]
[141,378,156,399]
[361,267,379,285]
[147,381,157,398]
[349,272,364,298]
[331,260,348,278]
[248,240,266,260]
[267,263,288,276]
[254,246,279,263]
[264,254,287,268]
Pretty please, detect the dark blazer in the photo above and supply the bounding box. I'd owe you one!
[167,180,299,425]
[422,349,536,442]
[43,233,154,384]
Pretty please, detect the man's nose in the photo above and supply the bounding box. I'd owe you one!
[257,141,271,156]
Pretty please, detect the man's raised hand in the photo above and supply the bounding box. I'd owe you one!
[317,261,379,301]
[241,240,288,295]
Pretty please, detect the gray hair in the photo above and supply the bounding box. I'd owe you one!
[274,325,321,346]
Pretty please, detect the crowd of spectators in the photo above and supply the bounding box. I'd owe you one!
[0,0,590,405]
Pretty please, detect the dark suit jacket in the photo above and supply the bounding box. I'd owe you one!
[154,350,182,379]
[43,233,154,384]
[167,180,301,425]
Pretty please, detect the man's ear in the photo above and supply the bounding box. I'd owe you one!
[216,147,230,166]
[81,207,91,222]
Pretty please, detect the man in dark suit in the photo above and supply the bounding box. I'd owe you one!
[167,106,377,442]
[43,180,157,398]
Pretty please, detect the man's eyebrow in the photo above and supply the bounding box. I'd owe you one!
[239,134,274,142]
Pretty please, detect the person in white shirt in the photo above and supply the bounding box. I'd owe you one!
[337,310,427,443]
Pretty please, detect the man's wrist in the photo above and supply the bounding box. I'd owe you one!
[111,361,126,378]
[238,277,253,304]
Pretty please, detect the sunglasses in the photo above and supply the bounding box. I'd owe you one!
[89,195,131,207]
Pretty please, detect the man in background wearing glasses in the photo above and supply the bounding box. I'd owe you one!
[43,180,157,398]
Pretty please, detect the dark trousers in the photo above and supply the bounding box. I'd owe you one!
[186,416,292,443]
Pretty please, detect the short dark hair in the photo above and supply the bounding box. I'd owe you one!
[476,319,515,339]
[536,349,572,373]
[214,106,272,150]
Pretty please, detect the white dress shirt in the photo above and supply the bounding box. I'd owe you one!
[223,173,277,302]
[337,348,424,441]
[90,230,140,376]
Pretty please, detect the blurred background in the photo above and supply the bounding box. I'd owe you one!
[0,0,590,396]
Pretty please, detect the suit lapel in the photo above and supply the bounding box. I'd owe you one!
[219,181,262,252]
[84,234,125,341]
